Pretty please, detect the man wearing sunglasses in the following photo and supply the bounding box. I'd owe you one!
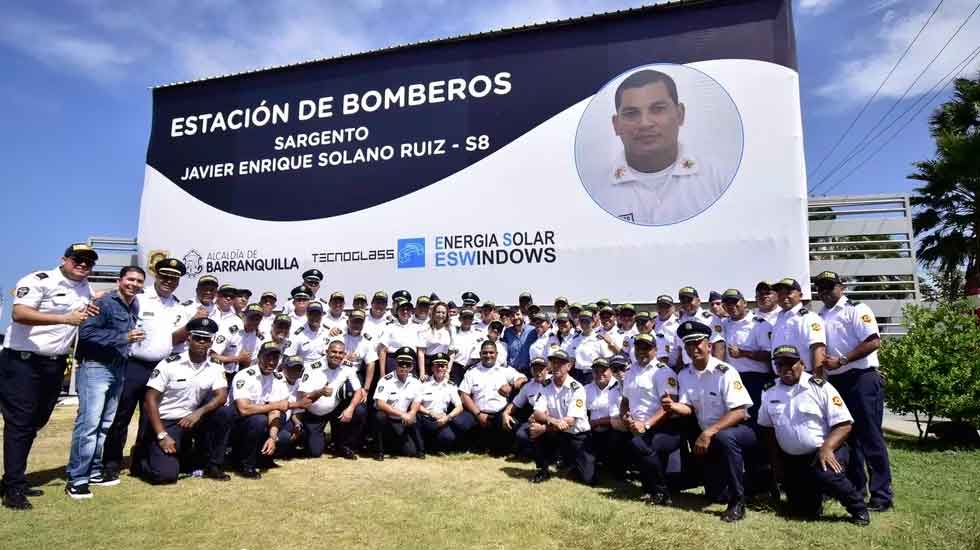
[1,243,100,510]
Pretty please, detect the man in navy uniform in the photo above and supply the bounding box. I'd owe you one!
[139,317,234,484]
[815,270,892,512]
[759,345,870,525]
[1,243,99,509]
[373,347,424,459]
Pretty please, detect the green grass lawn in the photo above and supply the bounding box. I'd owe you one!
[1,407,979,550]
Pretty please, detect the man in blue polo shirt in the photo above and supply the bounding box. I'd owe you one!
[502,312,537,376]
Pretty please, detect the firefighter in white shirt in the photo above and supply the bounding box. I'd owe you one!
[453,340,526,453]
[502,356,551,457]
[814,270,892,512]
[229,342,298,479]
[671,286,724,368]
[662,321,756,522]
[585,357,629,479]
[288,285,313,328]
[770,278,827,377]
[1,243,99,510]
[363,291,392,341]
[720,288,774,423]
[290,301,330,364]
[138,317,233,484]
[323,291,347,335]
[211,303,264,385]
[257,291,278,336]
[352,292,368,312]
[596,305,626,355]
[620,333,684,503]
[379,298,422,377]
[171,275,218,354]
[653,295,679,363]
[624,310,655,363]
[528,349,595,485]
[343,309,380,392]
[373,347,424,460]
[212,284,241,331]
[449,308,484,384]
[753,281,780,324]
[417,353,464,454]
[275,357,306,457]
[104,257,188,480]
[412,295,432,327]
[568,309,609,385]
[296,341,366,459]
[759,345,870,526]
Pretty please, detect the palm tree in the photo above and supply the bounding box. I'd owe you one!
[908,73,980,297]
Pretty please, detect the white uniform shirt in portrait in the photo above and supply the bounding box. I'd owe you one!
[528,330,556,362]
[7,267,93,355]
[257,313,277,337]
[146,352,227,420]
[418,325,453,356]
[289,310,308,329]
[534,377,590,434]
[459,364,522,413]
[569,331,610,371]
[591,145,727,225]
[322,312,347,334]
[654,315,679,361]
[374,372,422,418]
[721,315,772,375]
[585,379,623,430]
[758,372,854,456]
[342,333,379,370]
[753,307,780,325]
[382,321,421,353]
[467,338,508,368]
[419,378,462,416]
[298,364,362,416]
[231,368,291,404]
[451,326,485,365]
[363,312,391,341]
[290,324,330,364]
[671,309,724,366]
[511,377,550,409]
[596,325,627,353]
[621,361,679,422]
[819,296,880,375]
[130,286,183,362]
[770,303,826,373]
[678,356,753,431]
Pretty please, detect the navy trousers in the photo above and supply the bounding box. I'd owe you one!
[780,445,867,517]
[138,407,233,484]
[302,403,368,457]
[630,421,685,495]
[103,357,157,474]
[705,423,758,503]
[231,410,272,469]
[374,411,424,456]
[829,368,893,505]
[0,350,66,493]
[533,431,596,484]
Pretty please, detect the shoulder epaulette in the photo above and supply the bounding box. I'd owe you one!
[848,300,861,307]
[754,317,765,323]
[701,311,712,319]
[34,272,48,279]
[656,362,669,369]
[383,372,395,380]
[716,364,729,373]
[363,334,372,341]
[166,353,180,362]
[799,308,809,315]
[810,377,826,387]
[569,380,581,390]
[273,372,283,379]
[542,379,553,386]
[182,300,193,306]
[763,381,775,391]
[386,320,397,325]
[282,339,291,348]
[246,368,257,376]
[309,361,322,369]
[294,327,305,335]
[447,380,457,386]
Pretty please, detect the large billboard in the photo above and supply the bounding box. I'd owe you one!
[139,0,809,302]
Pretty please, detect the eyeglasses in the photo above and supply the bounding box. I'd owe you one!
[68,256,94,267]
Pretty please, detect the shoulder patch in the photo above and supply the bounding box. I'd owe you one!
[716,364,729,373]
[810,377,826,387]
[166,353,180,362]
[34,272,49,279]
[302,373,309,382]
[215,335,225,344]
[235,379,245,389]
[799,308,809,315]
[229,324,239,334]
[246,368,257,376]
[182,300,193,306]
[294,327,305,335]
[700,311,711,319]
[150,368,161,378]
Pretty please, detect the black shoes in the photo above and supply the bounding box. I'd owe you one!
[89,472,121,487]
[336,447,358,460]
[649,492,673,506]
[204,466,231,481]
[65,483,93,500]
[530,470,551,484]
[2,490,32,510]
[721,500,746,522]
[239,467,262,480]
[374,450,385,461]
[849,509,871,526]
[868,501,893,513]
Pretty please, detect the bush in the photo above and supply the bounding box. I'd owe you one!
[880,299,980,440]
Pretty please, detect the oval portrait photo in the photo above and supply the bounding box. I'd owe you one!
[575,63,744,226]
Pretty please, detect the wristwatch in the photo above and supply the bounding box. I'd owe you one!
[157,431,168,441]
[839,355,849,366]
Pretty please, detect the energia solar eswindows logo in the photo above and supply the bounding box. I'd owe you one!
[397,238,426,269]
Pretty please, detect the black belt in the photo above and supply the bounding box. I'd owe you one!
[7,349,68,362]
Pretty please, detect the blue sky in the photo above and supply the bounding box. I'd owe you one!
[1,0,978,323]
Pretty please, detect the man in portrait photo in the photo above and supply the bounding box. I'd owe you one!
[590,69,728,226]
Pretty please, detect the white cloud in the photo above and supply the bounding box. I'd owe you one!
[817,0,980,102]
[798,0,840,15]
